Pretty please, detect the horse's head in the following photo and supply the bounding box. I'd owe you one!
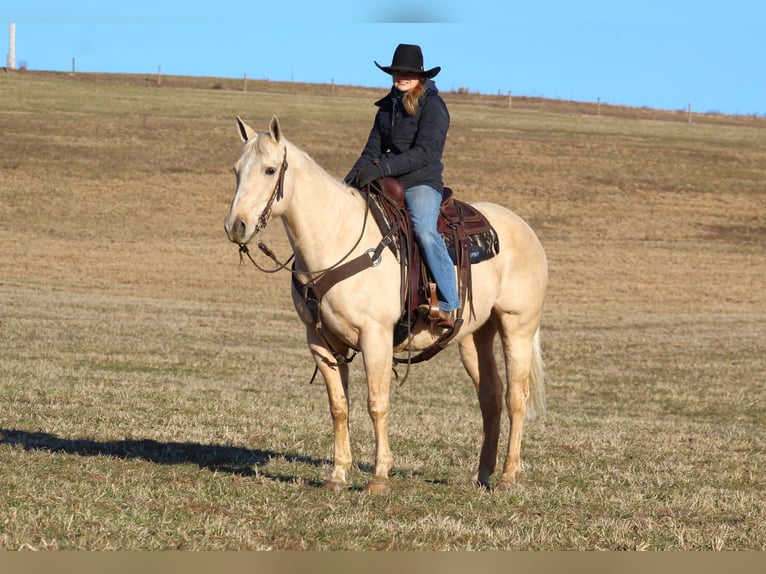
[224,116,289,245]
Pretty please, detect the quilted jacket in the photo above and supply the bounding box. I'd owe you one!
[346,80,450,194]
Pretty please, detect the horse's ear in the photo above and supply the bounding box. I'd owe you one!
[236,116,256,142]
[269,116,282,143]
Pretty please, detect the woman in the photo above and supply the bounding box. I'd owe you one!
[345,43,459,328]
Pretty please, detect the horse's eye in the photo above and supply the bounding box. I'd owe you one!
[265,167,277,176]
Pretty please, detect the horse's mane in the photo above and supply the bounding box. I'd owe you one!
[255,131,363,204]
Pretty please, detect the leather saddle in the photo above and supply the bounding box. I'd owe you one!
[365,177,500,348]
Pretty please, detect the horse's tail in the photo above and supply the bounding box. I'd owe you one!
[526,327,546,422]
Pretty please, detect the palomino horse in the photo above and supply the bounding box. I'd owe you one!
[224,116,548,492]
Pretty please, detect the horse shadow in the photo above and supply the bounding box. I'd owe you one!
[0,427,338,487]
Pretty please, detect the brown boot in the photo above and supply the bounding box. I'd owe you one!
[435,309,454,329]
[418,305,454,330]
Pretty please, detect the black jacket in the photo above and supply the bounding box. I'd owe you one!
[346,80,450,193]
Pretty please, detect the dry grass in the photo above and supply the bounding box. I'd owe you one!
[0,71,764,550]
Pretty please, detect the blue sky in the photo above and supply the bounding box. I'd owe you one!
[3,1,764,115]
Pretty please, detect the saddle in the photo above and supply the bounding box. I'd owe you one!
[366,178,500,360]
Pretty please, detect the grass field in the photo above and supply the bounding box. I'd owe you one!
[1,70,764,550]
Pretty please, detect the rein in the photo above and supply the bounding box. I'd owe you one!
[239,241,294,273]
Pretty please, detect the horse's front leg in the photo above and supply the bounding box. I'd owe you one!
[360,326,395,493]
[308,332,352,489]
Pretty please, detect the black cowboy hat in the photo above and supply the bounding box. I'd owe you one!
[375,43,441,79]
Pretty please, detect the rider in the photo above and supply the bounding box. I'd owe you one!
[345,43,460,328]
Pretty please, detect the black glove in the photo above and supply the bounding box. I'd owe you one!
[343,167,357,185]
[354,160,382,188]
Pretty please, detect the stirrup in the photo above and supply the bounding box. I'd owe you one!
[426,282,440,320]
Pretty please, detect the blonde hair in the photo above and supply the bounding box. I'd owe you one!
[402,78,425,116]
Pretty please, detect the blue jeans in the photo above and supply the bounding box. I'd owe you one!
[405,185,461,312]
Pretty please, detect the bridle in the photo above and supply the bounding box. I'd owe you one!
[237,145,376,276]
[237,147,293,273]
[254,147,288,235]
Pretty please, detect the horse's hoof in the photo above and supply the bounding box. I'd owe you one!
[473,471,492,490]
[323,478,347,491]
[364,477,390,494]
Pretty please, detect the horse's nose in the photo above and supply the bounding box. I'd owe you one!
[233,218,247,239]
[224,216,249,244]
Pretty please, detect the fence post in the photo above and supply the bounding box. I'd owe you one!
[157,66,162,86]
[687,103,692,123]
[244,73,247,92]
[597,97,601,116]
[8,23,15,70]
[508,90,512,109]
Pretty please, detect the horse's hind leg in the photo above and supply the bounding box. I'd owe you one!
[496,317,535,488]
[459,321,502,489]
[308,333,352,489]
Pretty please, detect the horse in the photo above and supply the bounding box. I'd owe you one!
[224,116,548,492]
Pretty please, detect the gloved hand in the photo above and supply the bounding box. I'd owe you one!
[353,160,383,188]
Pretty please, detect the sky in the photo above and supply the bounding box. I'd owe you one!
[2,1,764,115]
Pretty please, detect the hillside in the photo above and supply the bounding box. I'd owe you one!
[0,70,764,550]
